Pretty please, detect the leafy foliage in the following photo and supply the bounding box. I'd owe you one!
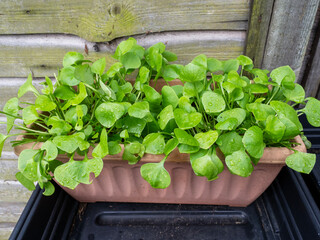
[0,38,318,195]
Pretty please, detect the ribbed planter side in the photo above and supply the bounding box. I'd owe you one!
[14,136,306,207]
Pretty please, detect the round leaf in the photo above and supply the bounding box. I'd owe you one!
[286,152,316,174]
[173,109,202,130]
[190,149,218,181]
[120,52,141,70]
[128,101,150,119]
[201,91,226,113]
[194,130,219,149]
[141,163,171,189]
[216,131,244,156]
[95,102,125,128]
[303,98,320,127]
[242,126,265,159]
[283,83,305,103]
[63,52,84,67]
[35,95,56,111]
[225,150,253,177]
[143,133,165,154]
[174,128,199,147]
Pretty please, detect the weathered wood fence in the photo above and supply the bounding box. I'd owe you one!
[0,0,319,238]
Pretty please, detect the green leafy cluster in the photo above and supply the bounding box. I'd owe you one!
[0,38,319,195]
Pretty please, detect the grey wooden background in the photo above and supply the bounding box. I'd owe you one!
[0,0,319,238]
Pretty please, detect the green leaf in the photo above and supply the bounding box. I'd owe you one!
[190,149,218,180]
[216,131,244,156]
[95,102,125,128]
[59,67,80,86]
[18,74,39,98]
[246,103,276,122]
[270,65,295,85]
[227,71,247,87]
[158,105,174,130]
[222,82,244,101]
[283,83,305,103]
[249,84,269,94]
[120,129,129,139]
[106,62,123,77]
[178,144,200,153]
[279,117,301,140]
[243,126,265,159]
[18,149,39,181]
[3,97,19,133]
[91,57,106,75]
[143,133,165,154]
[215,118,239,131]
[222,59,239,73]
[201,91,226,114]
[43,181,55,196]
[286,152,316,174]
[174,128,199,147]
[41,140,58,161]
[65,105,88,126]
[113,38,137,59]
[162,86,179,108]
[162,50,177,62]
[164,138,179,156]
[251,69,269,84]
[264,115,285,142]
[148,47,162,72]
[139,66,150,83]
[54,157,103,189]
[217,108,246,127]
[74,64,94,85]
[179,63,206,82]
[54,85,76,100]
[207,58,223,72]
[183,82,204,98]
[123,142,144,164]
[63,52,84,67]
[43,76,54,94]
[35,95,56,111]
[92,128,109,158]
[108,141,122,155]
[0,134,8,158]
[128,101,150,119]
[270,101,302,131]
[162,64,183,81]
[225,150,253,177]
[15,172,35,191]
[303,98,320,127]
[53,133,89,153]
[140,162,171,188]
[120,52,141,70]
[194,130,219,149]
[99,81,116,100]
[173,108,202,130]
[143,85,162,105]
[191,54,207,69]
[47,116,72,135]
[237,55,253,67]
[121,116,147,137]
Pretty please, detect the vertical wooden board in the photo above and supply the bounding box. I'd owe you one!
[245,0,274,68]
[0,31,246,77]
[0,0,250,42]
[305,34,320,98]
[262,0,320,79]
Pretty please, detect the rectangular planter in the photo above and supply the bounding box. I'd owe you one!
[14,136,306,207]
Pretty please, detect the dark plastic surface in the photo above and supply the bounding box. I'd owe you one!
[10,119,320,240]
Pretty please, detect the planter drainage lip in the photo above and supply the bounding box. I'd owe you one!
[14,136,306,164]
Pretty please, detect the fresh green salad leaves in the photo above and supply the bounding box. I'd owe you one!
[0,38,318,195]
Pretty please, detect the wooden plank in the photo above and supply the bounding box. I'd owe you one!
[0,31,246,77]
[0,202,26,223]
[0,0,250,42]
[0,161,18,181]
[262,0,320,81]
[0,223,15,240]
[305,33,320,98]
[0,180,32,203]
[245,0,274,68]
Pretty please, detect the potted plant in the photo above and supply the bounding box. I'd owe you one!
[0,38,319,206]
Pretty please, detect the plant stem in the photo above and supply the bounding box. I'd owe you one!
[0,111,22,119]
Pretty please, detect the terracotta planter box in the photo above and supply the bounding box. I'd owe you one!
[14,136,306,207]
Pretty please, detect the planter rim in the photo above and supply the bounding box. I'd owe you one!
[14,135,306,164]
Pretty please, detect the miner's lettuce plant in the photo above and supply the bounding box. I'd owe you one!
[0,37,319,195]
